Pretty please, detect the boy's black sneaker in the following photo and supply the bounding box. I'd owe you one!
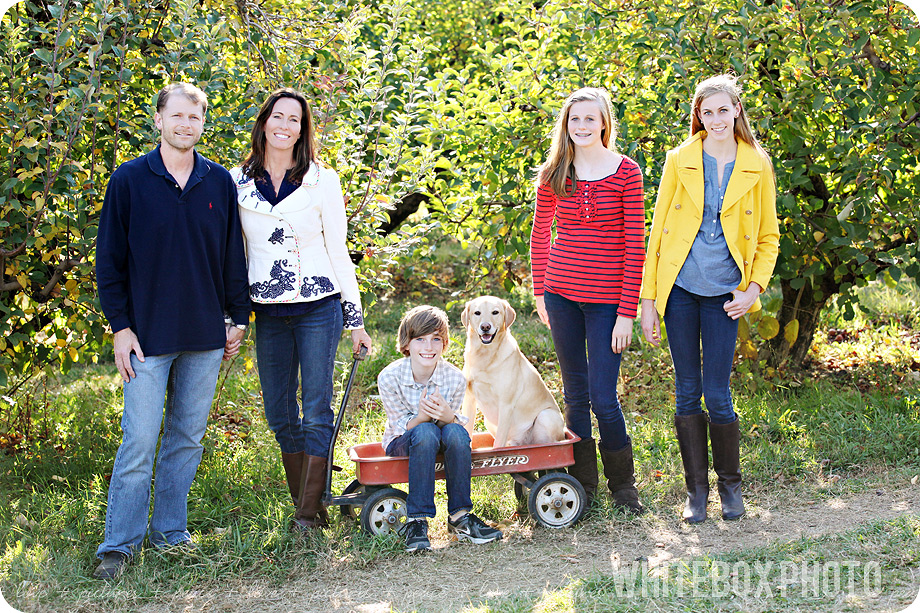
[448,512,503,544]
[92,551,129,580]
[399,519,432,552]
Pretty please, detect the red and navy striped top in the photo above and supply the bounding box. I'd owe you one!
[530,156,645,319]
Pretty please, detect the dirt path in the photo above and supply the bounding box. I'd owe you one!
[140,483,920,613]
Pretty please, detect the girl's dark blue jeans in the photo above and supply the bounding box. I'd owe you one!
[544,291,629,451]
[663,284,739,425]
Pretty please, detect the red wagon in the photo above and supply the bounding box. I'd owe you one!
[324,350,588,536]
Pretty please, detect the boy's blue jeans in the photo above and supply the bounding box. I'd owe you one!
[386,422,473,519]
[663,284,739,425]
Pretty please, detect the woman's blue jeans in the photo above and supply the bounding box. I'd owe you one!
[543,291,629,451]
[96,348,224,558]
[255,300,343,457]
[386,422,473,519]
[663,284,739,425]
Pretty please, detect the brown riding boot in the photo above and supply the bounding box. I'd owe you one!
[294,454,330,531]
[281,451,305,507]
[599,438,645,515]
[709,418,745,520]
[674,413,709,524]
[568,437,599,506]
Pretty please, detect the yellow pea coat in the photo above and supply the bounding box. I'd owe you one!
[640,132,780,316]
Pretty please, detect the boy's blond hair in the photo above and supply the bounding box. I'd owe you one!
[397,305,450,356]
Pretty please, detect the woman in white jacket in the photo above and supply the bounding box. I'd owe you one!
[232,88,372,531]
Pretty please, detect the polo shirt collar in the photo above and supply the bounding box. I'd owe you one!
[397,357,449,389]
[146,144,210,182]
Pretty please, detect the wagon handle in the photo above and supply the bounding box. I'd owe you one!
[324,345,368,505]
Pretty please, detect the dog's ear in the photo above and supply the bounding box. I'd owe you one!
[461,301,471,327]
[502,299,516,328]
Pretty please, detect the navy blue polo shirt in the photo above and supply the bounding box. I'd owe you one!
[96,145,250,356]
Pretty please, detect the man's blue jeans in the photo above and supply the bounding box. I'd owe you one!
[254,300,343,457]
[544,291,629,451]
[96,348,223,558]
[663,284,739,425]
[386,422,473,519]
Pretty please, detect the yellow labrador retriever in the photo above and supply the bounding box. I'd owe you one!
[461,296,565,447]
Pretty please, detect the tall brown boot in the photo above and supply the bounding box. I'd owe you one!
[674,414,709,523]
[281,451,305,507]
[709,418,745,520]
[293,454,330,531]
[599,438,644,515]
[568,437,599,506]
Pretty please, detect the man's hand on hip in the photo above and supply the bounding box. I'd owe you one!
[113,328,144,383]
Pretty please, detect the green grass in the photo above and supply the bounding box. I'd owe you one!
[1,288,919,611]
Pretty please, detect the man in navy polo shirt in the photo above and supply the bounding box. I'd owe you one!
[93,82,250,580]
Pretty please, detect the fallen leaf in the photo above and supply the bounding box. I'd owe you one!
[15,514,37,530]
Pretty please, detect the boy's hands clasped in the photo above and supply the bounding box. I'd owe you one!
[418,388,455,424]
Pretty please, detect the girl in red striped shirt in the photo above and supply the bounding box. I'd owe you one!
[530,88,646,515]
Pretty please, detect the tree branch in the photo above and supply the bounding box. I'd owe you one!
[36,258,82,302]
[898,110,920,128]
[858,40,890,72]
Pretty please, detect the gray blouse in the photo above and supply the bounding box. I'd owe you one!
[674,151,743,297]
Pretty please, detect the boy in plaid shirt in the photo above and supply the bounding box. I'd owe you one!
[377,305,503,552]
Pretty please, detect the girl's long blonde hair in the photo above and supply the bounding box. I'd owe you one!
[690,74,769,160]
[537,88,618,197]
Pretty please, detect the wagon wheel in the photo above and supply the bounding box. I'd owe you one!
[527,472,587,529]
[338,479,364,521]
[360,487,408,536]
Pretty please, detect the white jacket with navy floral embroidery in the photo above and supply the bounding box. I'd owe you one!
[231,163,365,329]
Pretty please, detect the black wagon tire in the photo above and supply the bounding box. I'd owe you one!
[338,479,364,521]
[527,472,587,529]
[360,487,408,536]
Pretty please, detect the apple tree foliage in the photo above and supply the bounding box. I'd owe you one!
[1,0,917,393]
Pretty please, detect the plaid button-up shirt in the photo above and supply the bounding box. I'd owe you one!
[377,357,469,450]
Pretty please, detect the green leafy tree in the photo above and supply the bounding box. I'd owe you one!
[1,0,917,395]
[0,0,447,393]
[393,0,920,368]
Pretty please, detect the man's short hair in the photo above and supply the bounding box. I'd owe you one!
[156,82,208,114]
[397,305,450,356]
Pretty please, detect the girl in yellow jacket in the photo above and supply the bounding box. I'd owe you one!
[640,75,779,524]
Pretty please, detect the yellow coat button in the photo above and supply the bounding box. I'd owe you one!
[744,235,751,240]
[744,260,749,266]
[675,204,681,210]
[746,210,753,215]
[663,228,669,234]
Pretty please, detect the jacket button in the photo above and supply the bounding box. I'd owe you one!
[675,204,681,210]
[744,235,751,240]
[744,260,749,266]
[656,252,660,257]
[663,228,669,234]
[746,210,753,215]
